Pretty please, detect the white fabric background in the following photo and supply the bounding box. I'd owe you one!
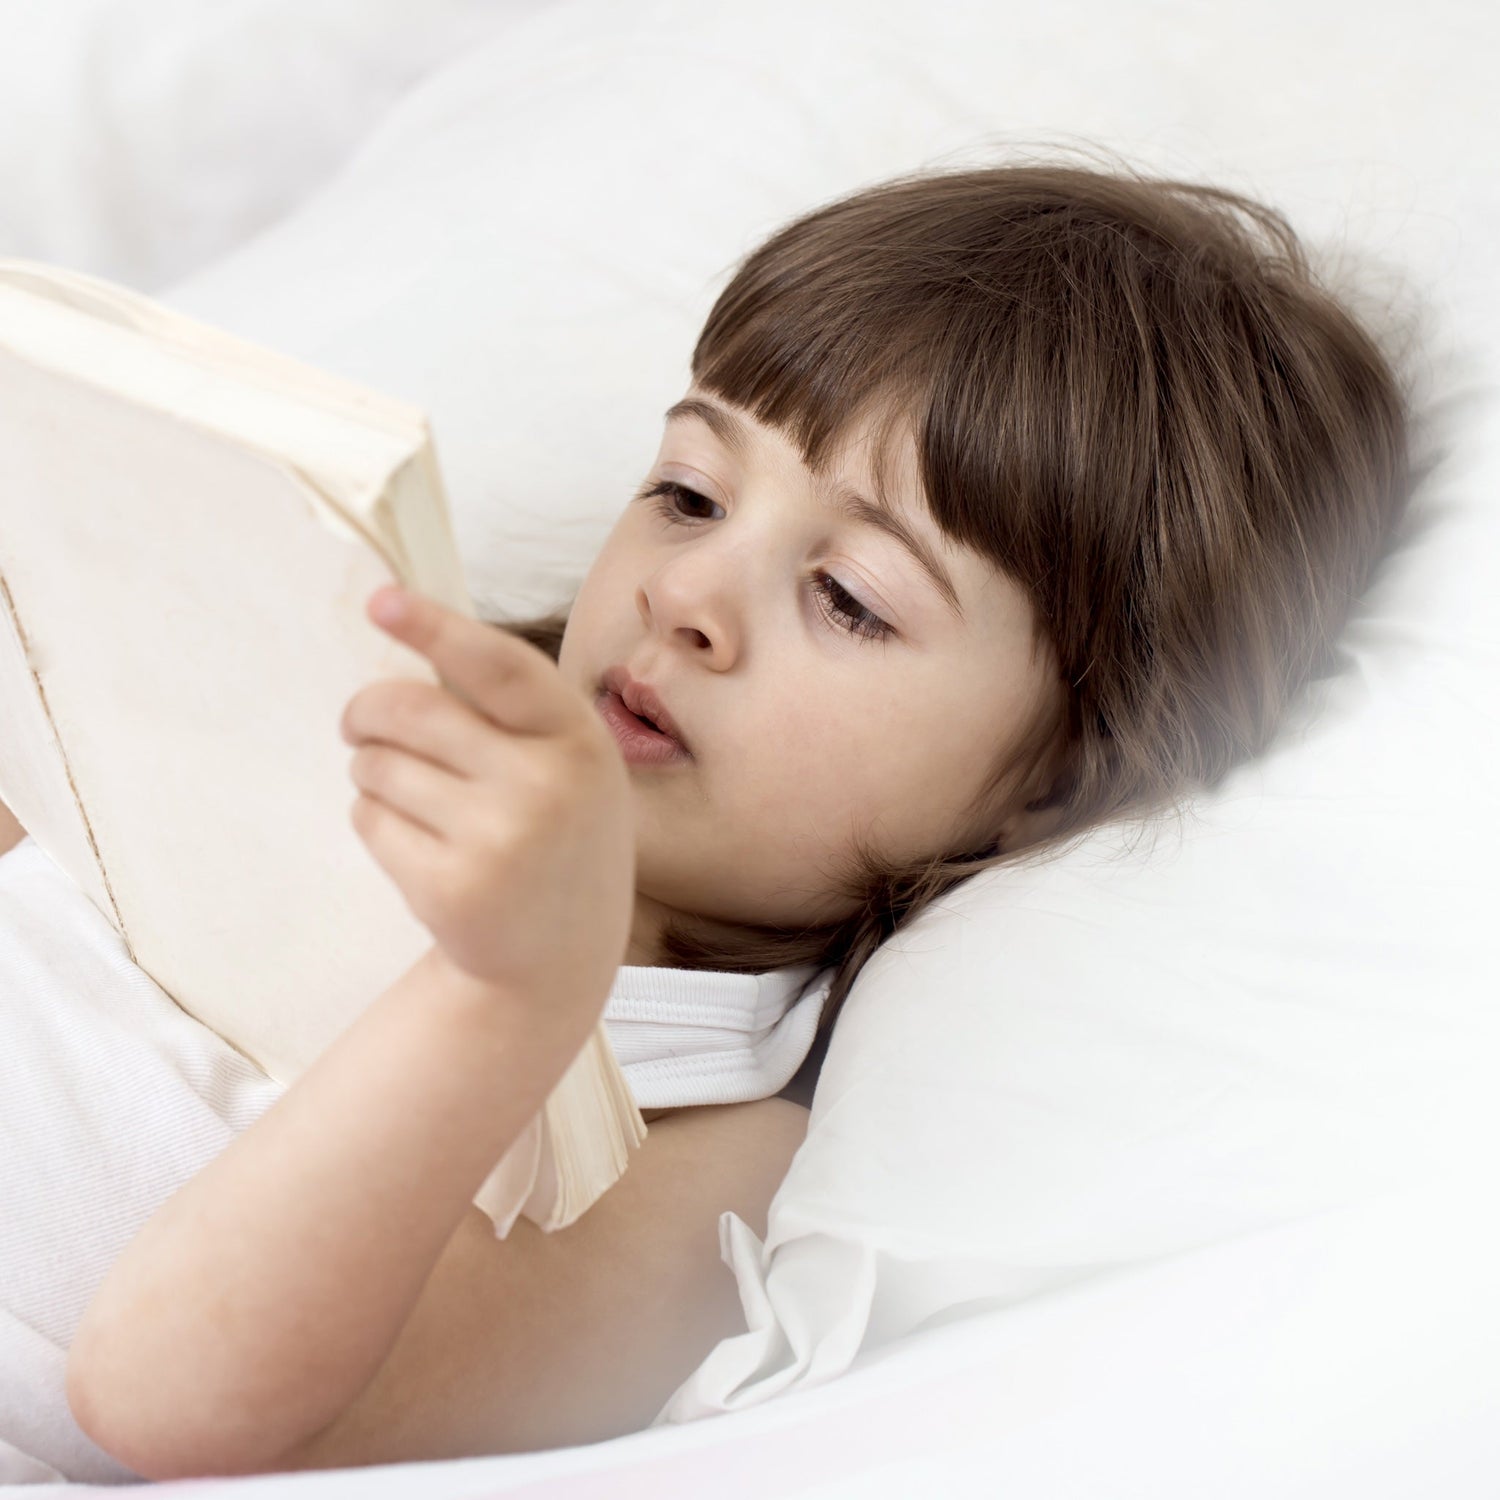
[1,0,1497,1491]
[0,0,549,293]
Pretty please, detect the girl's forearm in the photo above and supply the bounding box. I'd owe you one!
[67,945,594,1476]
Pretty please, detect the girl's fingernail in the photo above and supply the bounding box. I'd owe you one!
[371,586,407,627]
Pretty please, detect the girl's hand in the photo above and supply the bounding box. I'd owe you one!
[339,584,636,1035]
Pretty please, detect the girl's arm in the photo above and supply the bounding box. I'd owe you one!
[69,936,812,1477]
[70,584,649,1477]
[66,944,593,1476]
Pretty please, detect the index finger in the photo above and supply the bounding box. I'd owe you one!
[366,584,574,737]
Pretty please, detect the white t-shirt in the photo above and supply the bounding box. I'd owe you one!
[0,837,832,1484]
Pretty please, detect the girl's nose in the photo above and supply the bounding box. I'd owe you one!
[637,554,743,665]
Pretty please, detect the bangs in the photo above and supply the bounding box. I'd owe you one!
[687,226,953,516]
[685,198,1065,613]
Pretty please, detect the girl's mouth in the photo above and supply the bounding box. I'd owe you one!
[595,690,693,767]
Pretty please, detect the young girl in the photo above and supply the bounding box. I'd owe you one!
[62,158,1411,1477]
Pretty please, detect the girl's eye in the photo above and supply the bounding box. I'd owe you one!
[811,570,894,644]
[641,479,718,523]
[635,479,895,643]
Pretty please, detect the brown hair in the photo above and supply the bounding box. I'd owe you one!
[497,151,1413,1074]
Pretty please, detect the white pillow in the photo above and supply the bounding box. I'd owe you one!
[0,0,542,293]
[160,0,1500,1426]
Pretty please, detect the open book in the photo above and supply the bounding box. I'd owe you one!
[0,259,646,1236]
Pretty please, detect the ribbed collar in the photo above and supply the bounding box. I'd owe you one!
[600,960,833,1109]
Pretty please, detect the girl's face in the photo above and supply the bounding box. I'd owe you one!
[558,388,1061,966]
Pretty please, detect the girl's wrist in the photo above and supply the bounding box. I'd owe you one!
[419,944,606,1064]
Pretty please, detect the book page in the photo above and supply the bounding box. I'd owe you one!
[0,348,442,1079]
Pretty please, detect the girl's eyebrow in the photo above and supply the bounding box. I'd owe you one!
[665,396,750,460]
[662,397,966,623]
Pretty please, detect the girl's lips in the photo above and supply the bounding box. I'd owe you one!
[600,666,692,753]
[596,690,693,767]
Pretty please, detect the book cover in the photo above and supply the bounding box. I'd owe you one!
[0,260,645,1236]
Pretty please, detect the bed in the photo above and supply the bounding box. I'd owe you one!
[2,0,1497,1493]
